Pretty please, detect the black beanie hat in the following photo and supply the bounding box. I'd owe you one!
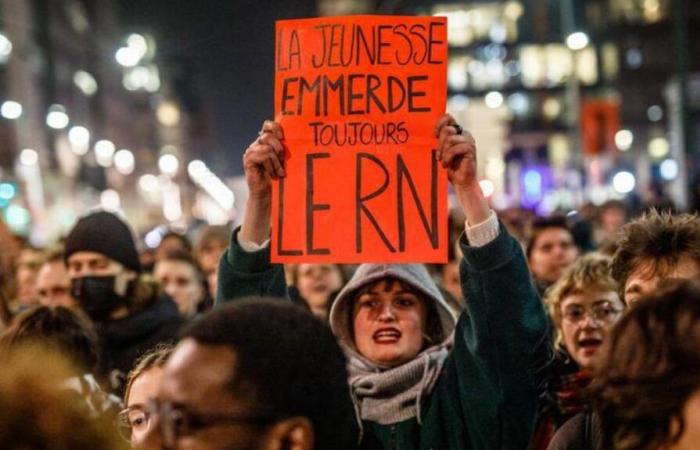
[64,211,142,273]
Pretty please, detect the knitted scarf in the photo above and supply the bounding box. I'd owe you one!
[346,341,451,425]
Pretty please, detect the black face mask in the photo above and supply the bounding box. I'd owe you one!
[71,276,126,322]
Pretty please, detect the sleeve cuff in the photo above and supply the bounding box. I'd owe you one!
[464,210,500,248]
[237,234,271,252]
[225,227,273,273]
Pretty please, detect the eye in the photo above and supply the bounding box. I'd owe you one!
[357,297,379,309]
[563,307,584,321]
[129,411,148,428]
[595,303,619,318]
[394,296,416,307]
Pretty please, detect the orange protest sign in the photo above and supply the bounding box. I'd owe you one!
[272,16,448,263]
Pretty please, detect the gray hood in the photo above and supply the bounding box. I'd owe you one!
[329,263,457,364]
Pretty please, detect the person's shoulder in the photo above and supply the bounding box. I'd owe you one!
[547,412,585,450]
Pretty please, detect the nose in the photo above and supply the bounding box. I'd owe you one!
[377,303,396,322]
[580,313,602,329]
[163,282,176,297]
[552,244,567,259]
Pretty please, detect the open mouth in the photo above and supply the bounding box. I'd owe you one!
[373,328,401,344]
[578,338,602,352]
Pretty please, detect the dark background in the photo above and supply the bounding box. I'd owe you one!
[119,0,317,176]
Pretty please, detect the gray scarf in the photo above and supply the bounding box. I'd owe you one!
[346,339,452,425]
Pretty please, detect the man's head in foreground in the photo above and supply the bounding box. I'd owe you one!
[145,298,357,450]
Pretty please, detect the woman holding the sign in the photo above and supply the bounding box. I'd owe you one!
[217,114,548,450]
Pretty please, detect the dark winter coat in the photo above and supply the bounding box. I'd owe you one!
[96,294,182,394]
[217,224,549,450]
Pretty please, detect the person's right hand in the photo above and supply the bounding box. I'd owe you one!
[243,120,285,198]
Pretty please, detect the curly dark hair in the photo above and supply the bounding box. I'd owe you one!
[591,280,700,450]
[180,298,358,450]
[0,305,99,372]
[611,210,700,300]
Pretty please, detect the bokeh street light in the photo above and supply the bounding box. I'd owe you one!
[1,100,22,119]
[46,104,69,129]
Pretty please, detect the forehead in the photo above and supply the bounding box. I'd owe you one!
[533,227,572,245]
[561,289,622,308]
[18,249,43,264]
[201,237,227,251]
[298,263,338,273]
[627,256,700,287]
[37,261,69,284]
[154,260,197,277]
[128,367,164,407]
[160,339,238,408]
[357,278,418,296]
[67,251,114,264]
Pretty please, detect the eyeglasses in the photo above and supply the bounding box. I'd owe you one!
[117,406,148,442]
[562,302,622,324]
[122,399,283,447]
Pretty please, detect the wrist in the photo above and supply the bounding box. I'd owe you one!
[453,182,481,195]
[248,190,272,203]
[455,183,490,225]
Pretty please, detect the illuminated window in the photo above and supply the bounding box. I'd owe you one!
[433,2,523,46]
[576,46,598,85]
[601,43,620,81]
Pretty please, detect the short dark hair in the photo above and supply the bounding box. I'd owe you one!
[180,299,357,449]
[0,306,99,372]
[591,280,700,450]
[159,231,192,253]
[611,210,700,295]
[526,216,573,259]
[157,250,205,282]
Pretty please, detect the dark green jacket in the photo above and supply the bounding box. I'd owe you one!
[217,224,549,450]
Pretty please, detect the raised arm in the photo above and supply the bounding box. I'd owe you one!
[216,121,289,304]
[435,114,549,449]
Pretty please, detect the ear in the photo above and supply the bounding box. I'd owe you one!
[261,416,314,450]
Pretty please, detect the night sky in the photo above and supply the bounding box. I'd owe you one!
[118,0,317,176]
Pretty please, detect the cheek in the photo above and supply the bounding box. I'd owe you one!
[529,252,546,270]
[327,272,344,290]
[353,313,370,341]
[297,276,313,293]
[401,311,426,347]
[561,323,578,350]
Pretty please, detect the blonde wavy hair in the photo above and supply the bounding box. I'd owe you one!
[544,253,619,348]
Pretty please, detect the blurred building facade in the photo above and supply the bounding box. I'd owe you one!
[0,0,234,244]
[319,0,700,213]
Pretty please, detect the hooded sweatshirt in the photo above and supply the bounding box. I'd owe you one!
[217,223,549,450]
[329,264,457,426]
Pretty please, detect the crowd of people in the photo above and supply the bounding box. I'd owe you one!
[0,113,699,450]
